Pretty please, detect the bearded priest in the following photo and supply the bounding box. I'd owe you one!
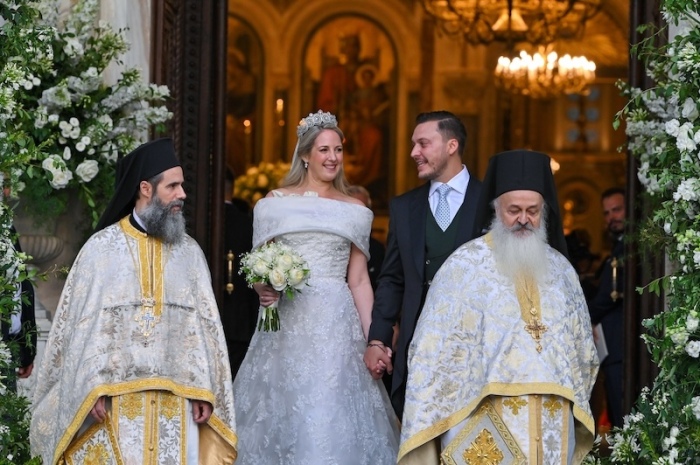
[30,139,237,465]
[398,150,599,465]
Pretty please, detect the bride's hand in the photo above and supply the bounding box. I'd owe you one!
[253,283,279,307]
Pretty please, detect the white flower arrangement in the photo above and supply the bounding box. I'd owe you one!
[0,1,168,462]
[586,1,700,464]
[233,161,292,207]
[239,242,310,332]
[1,0,172,228]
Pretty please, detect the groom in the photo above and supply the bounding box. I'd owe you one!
[364,111,482,419]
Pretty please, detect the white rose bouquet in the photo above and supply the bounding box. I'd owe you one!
[239,242,310,331]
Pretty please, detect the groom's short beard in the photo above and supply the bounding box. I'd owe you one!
[140,195,186,244]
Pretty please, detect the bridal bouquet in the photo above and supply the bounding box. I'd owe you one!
[239,242,310,331]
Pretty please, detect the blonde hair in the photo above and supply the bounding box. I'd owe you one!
[280,123,350,194]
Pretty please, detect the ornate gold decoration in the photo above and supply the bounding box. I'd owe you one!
[610,256,623,301]
[420,0,601,45]
[515,274,547,352]
[503,397,527,415]
[463,429,505,464]
[494,46,596,98]
[159,392,182,420]
[84,444,110,465]
[119,393,144,420]
[121,217,167,338]
[543,397,563,418]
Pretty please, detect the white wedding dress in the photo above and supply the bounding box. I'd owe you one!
[233,192,400,464]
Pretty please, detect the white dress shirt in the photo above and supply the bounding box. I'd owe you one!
[428,166,470,226]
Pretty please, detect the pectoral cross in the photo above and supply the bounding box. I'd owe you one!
[525,317,547,353]
[136,297,158,337]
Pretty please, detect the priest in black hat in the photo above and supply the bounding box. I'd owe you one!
[398,150,599,465]
[30,139,238,465]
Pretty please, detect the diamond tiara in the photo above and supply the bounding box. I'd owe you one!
[297,110,338,138]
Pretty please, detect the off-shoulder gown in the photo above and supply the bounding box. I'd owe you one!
[233,192,400,464]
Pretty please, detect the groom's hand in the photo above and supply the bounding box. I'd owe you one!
[364,340,393,379]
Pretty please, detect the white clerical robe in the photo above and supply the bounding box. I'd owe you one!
[398,233,599,465]
[30,217,237,465]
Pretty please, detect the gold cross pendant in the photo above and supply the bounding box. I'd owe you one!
[525,317,548,353]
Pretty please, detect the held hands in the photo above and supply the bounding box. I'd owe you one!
[363,340,393,380]
[253,282,280,307]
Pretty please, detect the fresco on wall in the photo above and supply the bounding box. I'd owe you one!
[304,17,396,210]
[226,15,263,177]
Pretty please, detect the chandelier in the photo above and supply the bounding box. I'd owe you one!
[494,47,596,98]
[421,0,601,45]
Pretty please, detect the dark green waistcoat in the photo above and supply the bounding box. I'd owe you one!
[424,207,463,285]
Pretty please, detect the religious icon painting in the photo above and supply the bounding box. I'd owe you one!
[303,15,397,211]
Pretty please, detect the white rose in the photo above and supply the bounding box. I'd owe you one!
[252,260,269,277]
[682,98,699,121]
[686,340,700,358]
[687,314,699,332]
[63,146,71,160]
[275,254,294,271]
[48,114,59,123]
[69,117,79,127]
[48,168,73,189]
[268,268,287,291]
[76,142,86,152]
[288,268,306,289]
[75,160,99,183]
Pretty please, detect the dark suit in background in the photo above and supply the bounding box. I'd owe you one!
[221,200,259,379]
[369,179,481,418]
[1,227,37,389]
[588,237,624,428]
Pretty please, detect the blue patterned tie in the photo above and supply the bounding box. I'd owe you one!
[435,184,452,231]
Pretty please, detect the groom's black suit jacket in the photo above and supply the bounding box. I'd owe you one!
[368,178,482,419]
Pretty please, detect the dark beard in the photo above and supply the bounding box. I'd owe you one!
[139,195,186,244]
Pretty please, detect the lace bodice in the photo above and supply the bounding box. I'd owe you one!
[277,232,350,281]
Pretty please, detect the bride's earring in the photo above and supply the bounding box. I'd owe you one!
[304,161,308,169]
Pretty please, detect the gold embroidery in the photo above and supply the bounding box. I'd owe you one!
[543,397,563,418]
[159,391,182,420]
[503,397,527,415]
[121,217,168,338]
[84,444,109,465]
[463,429,504,465]
[515,274,547,352]
[120,393,144,420]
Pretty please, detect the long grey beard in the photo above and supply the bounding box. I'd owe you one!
[490,214,549,284]
[139,196,186,245]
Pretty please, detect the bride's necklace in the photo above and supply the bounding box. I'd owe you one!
[515,274,547,353]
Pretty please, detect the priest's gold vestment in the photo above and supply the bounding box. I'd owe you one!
[398,234,599,465]
[30,217,237,465]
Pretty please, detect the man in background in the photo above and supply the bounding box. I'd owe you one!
[588,187,626,428]
[1,225,37,390]
[347,184,385,291]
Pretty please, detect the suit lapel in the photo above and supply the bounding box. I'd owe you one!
[454,178,482,247]
[409,184,429,277]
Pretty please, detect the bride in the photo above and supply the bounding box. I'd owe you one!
[232,111,400,464]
